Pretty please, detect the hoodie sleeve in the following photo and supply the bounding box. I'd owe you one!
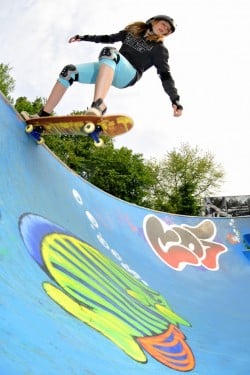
[153,44,180,103]
[78,30,126,44]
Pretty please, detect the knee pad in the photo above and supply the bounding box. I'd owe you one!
[98,47,120,64]
[59,64,79,85]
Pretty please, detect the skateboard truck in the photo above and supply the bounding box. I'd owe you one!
[25,124,45,144]
[83,122,104,147]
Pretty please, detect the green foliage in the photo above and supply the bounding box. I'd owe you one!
[15,96,45,114]
[0,63,15,102]
[163,181,199,215]
[81,145,155,205]
[14,97,155,204]
[44,134,93,172]
[145,143,225,215]
[13,94,224,214]
[45,134,155,205]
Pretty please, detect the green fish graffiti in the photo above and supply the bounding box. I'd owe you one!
[19,214,195,371]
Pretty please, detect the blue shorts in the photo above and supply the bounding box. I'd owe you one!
[58,52,137,89]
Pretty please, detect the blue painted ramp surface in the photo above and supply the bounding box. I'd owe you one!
[0,92,250,375]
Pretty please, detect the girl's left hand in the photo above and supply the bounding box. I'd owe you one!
[173,105,183,117]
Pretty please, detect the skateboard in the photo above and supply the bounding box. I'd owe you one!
[21,112,134,147]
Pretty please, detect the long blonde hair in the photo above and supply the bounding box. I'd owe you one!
[124,21,164,42]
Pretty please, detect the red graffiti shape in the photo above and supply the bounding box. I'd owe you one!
[143,216,227,271]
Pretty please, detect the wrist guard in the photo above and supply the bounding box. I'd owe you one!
[172,99,183,110]
[75,34,88,41]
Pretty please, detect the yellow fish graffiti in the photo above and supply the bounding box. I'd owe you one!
[19,213,195,371]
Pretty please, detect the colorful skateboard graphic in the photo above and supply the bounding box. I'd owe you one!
[21,112,134,147]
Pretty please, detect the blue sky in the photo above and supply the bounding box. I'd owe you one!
[1,0,250,196]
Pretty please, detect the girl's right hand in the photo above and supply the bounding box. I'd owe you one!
[68,35,81,43]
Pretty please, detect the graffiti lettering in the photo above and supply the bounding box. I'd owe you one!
[143,215,228,271]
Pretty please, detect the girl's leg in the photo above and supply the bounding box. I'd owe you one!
[92,64,115,113]
[40,62,99,115]
[86,58,117,115]
[39,53,136,116]
[88,51,137,115]
[43,82,67,114]
[111,54,137,89]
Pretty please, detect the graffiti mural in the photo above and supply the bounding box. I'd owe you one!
[143,215,228,271]
[19,213,195,372]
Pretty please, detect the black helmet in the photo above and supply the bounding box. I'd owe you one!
[146,15,176,33]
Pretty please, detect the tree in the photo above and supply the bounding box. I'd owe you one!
[145,143,225,215]
[0,63,15,102]
[80,144,155,205]
[14,97,155,204]
[15,96,45,114]
[45,136,155,204]
[15,96,224,213]
[45,134,94,172]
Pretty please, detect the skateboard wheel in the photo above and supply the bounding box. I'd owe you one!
[26,124,34,133]
[84,122,95,134]
[94,138,104,148]
[36,137,44,145]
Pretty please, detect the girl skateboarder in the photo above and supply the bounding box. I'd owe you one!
[36,15,183,118]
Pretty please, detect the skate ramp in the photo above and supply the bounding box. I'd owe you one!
[0,92,250,375]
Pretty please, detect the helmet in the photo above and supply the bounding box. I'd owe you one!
[146,15,176,33]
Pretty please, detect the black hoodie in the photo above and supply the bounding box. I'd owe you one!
[80,30,180,104]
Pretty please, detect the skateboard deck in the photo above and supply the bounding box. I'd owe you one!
[21,112,133,147]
